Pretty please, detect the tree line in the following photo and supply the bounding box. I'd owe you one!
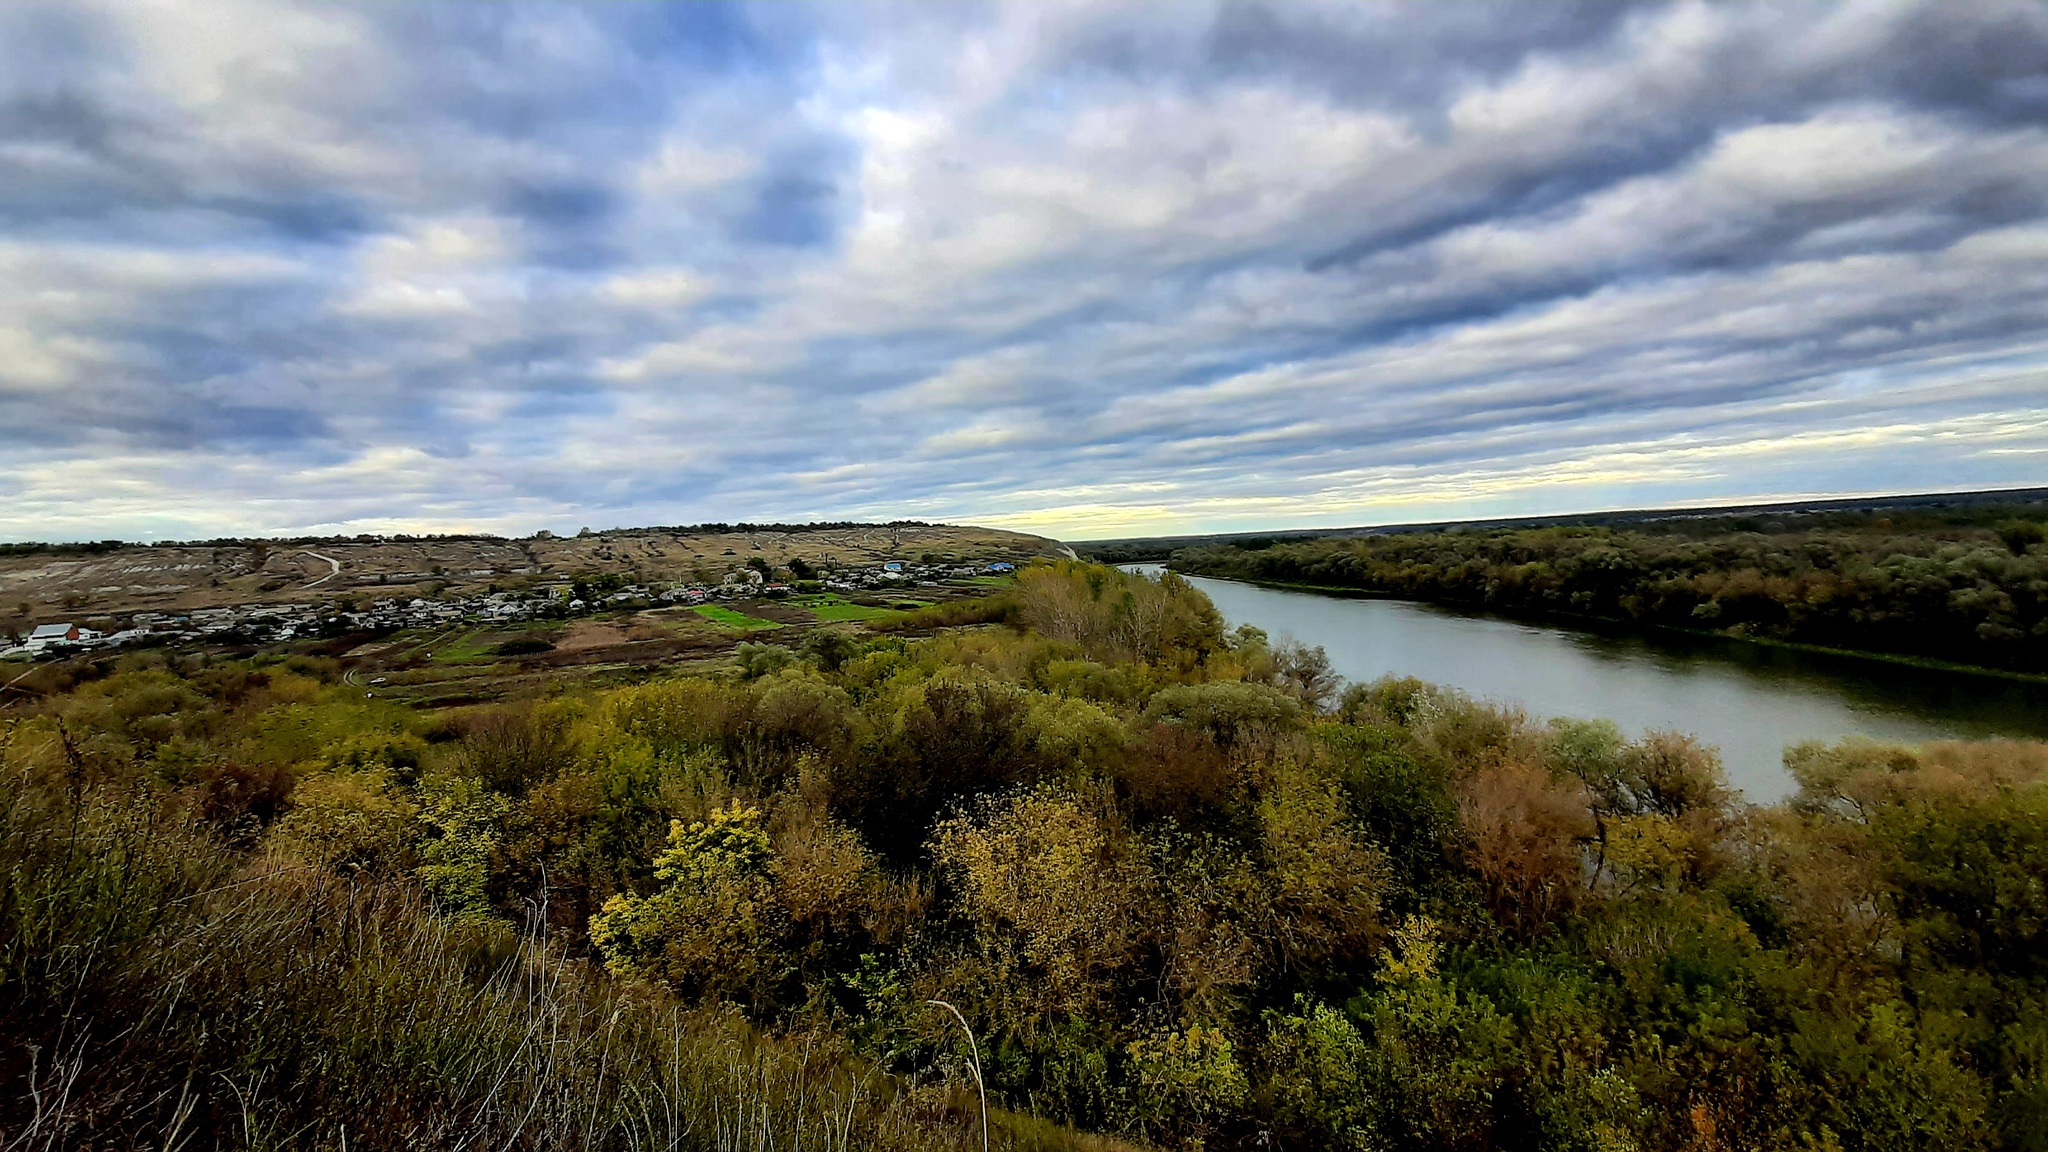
[1168,514,2048,671]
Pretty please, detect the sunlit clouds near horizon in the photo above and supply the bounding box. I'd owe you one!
[2,0,2046,542]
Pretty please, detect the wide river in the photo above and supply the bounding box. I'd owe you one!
[1126,565,2048,801]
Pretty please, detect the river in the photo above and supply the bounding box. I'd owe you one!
[1126,565,2048,802]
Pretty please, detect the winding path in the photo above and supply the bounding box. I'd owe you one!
[300,550,342,587]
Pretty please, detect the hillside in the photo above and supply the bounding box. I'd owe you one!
[0,523,1065,619]
[8,561,2048,1150]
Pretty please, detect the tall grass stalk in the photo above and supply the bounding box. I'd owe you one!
[925,1001,988,1152]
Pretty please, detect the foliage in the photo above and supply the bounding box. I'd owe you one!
[932,786,1141,1022]
[7,564,2048,1151]
[0,750,1054,1152]
[1171,515,2048,670]
[591,801,786,1005]
[1015,561,1223,667]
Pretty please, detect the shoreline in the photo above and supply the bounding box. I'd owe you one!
[1164,568,2048,688]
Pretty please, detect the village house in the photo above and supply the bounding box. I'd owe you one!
[25,623,97,651]
[3,554,1022,660]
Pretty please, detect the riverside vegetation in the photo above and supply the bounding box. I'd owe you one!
[6,562,2048,1150]
[1160,503,2048,673]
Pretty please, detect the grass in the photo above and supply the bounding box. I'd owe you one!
[793,594,903,624]
[812,603,901,623]
[692,604,784,631]
[872,594,1017,633]
[0,765,1104,1151]
[427,627,502,664]
[369,624,475,665]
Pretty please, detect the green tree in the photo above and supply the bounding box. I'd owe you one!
[589,801,787,1005]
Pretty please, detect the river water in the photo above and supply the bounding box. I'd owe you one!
[1126,566,2048,801]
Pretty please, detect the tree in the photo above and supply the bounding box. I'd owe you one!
[1459,760,1595,935]
[930,786,1142,1019]
[588,801,787,1005]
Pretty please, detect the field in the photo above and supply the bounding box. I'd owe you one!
[0,527,1028,724]
[314,581,1011,706]
[795,593,904,623]
[692,604,785,630]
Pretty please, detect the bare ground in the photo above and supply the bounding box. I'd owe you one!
[1,523,1060,620]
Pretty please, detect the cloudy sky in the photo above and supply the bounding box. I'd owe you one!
[3,0,2046,542]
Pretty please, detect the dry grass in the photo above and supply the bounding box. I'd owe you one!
[0,762,1110,1152]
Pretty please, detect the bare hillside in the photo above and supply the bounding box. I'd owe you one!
[0,523,1064,619]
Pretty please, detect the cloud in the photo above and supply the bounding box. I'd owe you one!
[0,0,2044,541]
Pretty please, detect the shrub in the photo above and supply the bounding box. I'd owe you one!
[1141,680,1300,746]
[930,787,1143,1020]
[590,801,787,1006]
[0,771,997,1152]
[493,637,556,656]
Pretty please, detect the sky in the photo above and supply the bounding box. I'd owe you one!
[2,0,2046,543]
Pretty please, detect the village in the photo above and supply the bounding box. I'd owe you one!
[0,558,1018,661]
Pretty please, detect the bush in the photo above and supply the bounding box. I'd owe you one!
[0,772,991,1152]
[493,637,556,656]
[1141,680,1300,745]
[591,801,786,1006]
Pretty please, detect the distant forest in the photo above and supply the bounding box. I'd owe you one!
[1162,499,2048,673]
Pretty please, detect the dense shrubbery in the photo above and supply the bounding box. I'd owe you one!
[1170,516,2048,670]
[7,563,2048,1149]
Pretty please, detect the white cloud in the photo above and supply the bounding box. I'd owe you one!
[633,138,757,198]
[862,347,1046,413]
[0,0,2044,540]
[337,215,519,318]
[0,327,102,391]
[604,268,712,308]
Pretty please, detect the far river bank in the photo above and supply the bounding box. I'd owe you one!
[1125,564,2048,802]
[1182,571,2048,686]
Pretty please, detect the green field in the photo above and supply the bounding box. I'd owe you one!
[425,627,497,664]
[691,604,783,630]
[417,623,564,664]
[370,624,472,665]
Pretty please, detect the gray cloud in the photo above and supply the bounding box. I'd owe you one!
[0,0,2044,541]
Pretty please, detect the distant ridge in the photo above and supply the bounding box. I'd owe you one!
[1071,485,2048,558]
[0,519,952,554]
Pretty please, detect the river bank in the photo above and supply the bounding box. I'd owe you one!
[1130,565,2048,802]
[1165,568,2048,687]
